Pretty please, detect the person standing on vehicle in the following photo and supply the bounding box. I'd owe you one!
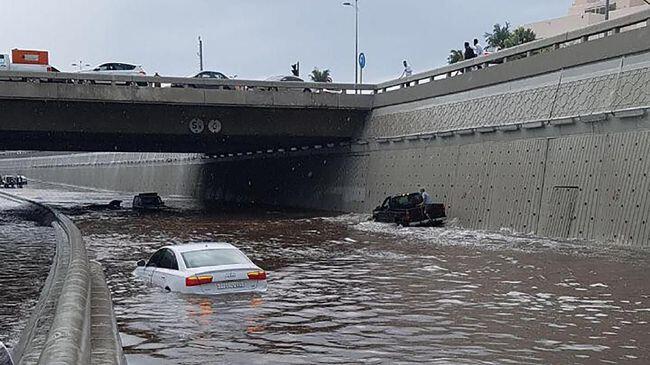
[421,188,433,205]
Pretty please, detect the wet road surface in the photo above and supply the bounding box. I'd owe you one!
[1,184,649,364]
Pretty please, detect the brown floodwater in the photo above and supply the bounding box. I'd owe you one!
[1,185,649,364]
[0,197,55,348]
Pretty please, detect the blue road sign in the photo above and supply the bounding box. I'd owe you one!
[359,53,366,69]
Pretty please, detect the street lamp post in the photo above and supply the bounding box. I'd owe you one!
[72,61,90,71]
[343,0,359,87]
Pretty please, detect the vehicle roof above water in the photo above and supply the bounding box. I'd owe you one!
[164,242,238,253]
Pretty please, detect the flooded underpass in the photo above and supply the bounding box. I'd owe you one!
[1,184,649,364]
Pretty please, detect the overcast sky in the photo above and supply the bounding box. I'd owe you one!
[1,0,571,82]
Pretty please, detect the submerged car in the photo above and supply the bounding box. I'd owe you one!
[372,192,446,227]
[133,242,268,295]
[1,175,26,189]
[132,193,165,211]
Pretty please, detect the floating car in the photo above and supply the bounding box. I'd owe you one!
[133,242,268,295]
[132,193,165,211]
[372,192,446,227]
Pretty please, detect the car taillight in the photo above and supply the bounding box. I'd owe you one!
[247,271,267,280]
[185,275,213,287]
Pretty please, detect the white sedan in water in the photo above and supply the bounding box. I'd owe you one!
[134,242,267,295]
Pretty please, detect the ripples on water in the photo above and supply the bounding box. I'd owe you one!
[0,200,55,347]
[3,186,650,364]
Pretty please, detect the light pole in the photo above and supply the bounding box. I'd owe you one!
[605,0,610,20]
[72,61,90,71]
[343,0,359,86]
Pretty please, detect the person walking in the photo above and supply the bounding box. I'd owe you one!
[473,39,484,56]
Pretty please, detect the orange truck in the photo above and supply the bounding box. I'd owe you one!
[0,49,57,72]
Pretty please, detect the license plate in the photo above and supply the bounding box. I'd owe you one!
[215,281,247,290]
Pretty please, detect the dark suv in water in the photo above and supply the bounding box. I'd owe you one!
[372,192,446,227]
[133,193,165,211]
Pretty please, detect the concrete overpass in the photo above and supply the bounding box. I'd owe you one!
[1,10,649,156]
[0,76,374,153]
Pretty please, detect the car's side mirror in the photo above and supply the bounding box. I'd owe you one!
[137,260,146,267]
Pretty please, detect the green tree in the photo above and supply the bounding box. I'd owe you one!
[310,68,332,83]
[504,27,536,48]
[447,49,464,64]
[485,22,511,50]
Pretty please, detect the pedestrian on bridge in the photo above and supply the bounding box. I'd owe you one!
[400,60,413,88]
[400,60,413,79]
[473,38,484,56]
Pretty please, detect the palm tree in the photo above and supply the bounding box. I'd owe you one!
[310,68,332,83]
[447,49,464,64]
[504,27,536,48]
[485,22,511,50]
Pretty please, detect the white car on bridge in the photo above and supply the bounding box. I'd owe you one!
[133,242,268,295]
[85,62,146,76]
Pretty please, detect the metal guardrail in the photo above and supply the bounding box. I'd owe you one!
[0,10,648,99]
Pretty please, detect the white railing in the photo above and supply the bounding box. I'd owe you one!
[375,8,650,93]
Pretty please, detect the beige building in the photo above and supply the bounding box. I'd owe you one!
[526,0,649,39]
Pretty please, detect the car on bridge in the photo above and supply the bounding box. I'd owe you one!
[263,75,312,92]
[372,192,446,227]
[80,62,147,86]
[171,70,233,90]
[85,62,146,76]
[133,242,268,295]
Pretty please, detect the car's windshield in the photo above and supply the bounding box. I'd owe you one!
[181,249,250,268]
